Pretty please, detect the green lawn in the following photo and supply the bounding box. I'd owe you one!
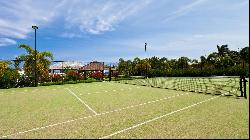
[0,78,248,139]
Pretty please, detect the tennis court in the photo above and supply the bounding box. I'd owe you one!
[0,77,248,139]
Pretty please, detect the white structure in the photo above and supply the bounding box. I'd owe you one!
[49,61,85,74]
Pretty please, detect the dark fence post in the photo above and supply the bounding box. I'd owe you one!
[102,62,104,81]
[62,62,64,84]
[109,66,111,82]
[243,76,247,99]
[240,76,243,97]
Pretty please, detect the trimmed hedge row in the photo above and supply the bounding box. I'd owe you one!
[148,66,248,77]
[39,78,102,86]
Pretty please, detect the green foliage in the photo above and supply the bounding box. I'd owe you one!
[39,78,101,86]
[65,70,79,81]
[17,44,53,83]
[0,67,19,89]
[117,45,249,77]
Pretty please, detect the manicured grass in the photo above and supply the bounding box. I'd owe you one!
[0,78,248,139]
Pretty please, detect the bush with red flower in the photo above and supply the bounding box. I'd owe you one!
[112,70,119,77]
[65,70,79,81]
[78,72,86,80]
[90,71,103,80]
[52,73,62,82]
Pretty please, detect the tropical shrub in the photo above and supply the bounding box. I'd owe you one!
[90,71,103,80]
[65,70,78,81]
[52,73,62,82]
[0,68,19,89]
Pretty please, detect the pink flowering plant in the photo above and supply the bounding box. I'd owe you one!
[52,73,62,82]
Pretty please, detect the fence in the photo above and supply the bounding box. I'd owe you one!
[116,76,248,98]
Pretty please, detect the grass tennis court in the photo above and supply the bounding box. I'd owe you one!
[0,77,249,139]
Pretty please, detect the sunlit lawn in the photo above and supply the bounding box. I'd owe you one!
[0,79,248,139]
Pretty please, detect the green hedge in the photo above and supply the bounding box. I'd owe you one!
[39,78,101,86]
[149,66,249,77]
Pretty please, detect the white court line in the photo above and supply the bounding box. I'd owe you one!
[99,96,219,139]
[66,88,98,115]
[1,93,188,138]
[99,93,227,139]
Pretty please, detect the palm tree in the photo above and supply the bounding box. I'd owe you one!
[217,44,229,57]
[17,44,53,83]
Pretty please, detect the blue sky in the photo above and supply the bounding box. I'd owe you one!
[0,0,249,62]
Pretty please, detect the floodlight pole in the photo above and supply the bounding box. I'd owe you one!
[145,43,147,79]
[32,26,38,87]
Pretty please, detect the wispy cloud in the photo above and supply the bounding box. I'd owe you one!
[0,0,152,42]
[60,32,82,38]
[0,0,64,40]
[164,0,207,22]
[0,38,16,46]
[63,0,152,35]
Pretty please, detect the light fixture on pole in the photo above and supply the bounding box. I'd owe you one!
[32,25,38,87]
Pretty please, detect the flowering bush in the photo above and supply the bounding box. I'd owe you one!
[66,70,78,81]
[78,73,86,80]
[52,73,62,82]
[112,70,119,77]
[90,71,103,80]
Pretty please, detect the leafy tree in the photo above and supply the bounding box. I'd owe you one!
[0,61,9,77]
[229,50,240,66]
[0,61,19,88]
[177,57,190,69]
[190,59,199,69]
[200,56,206,70]
[207,52,219,68]
[240,46,249,68]
[117,44,248,77]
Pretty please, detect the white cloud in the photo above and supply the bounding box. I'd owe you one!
[64,0,152,35]
[0,0,64,40]
[60,32,82,38]
[0,38,16,46]
[164,0,207,22]
[0,0,152,41]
